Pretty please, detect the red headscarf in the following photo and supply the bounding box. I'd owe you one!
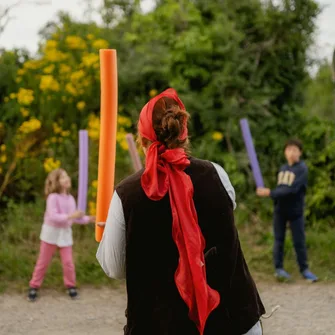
[138,88,220,334]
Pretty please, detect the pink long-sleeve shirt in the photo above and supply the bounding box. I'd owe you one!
[40,193,90,247]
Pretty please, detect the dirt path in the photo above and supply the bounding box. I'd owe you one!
[1,282,334,335]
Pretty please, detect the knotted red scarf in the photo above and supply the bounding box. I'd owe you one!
[138,88,220,334]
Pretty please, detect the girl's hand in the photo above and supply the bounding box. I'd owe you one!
[69,210,85,219]
[97,222,106,227]
[89,216,96,223]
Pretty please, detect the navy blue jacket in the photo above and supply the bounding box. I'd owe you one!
[270,161,308,218]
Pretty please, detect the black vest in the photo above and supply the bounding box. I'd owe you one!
[116,157,265,335]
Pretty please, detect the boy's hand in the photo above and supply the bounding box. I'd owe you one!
[97,222,106,227]
[256,187,271,197]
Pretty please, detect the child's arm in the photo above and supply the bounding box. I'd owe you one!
[46,194,84,227]
[73,215,95,225]
[270,166,308,200]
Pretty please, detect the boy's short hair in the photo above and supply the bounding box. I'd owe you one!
[284,138,303,151]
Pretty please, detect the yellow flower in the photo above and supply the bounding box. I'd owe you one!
[45,49,68,62]
[0,144,6,152]
[23,60,42,70]
[149,89,158,97]
[19,118,41,134]
[51,137,57,143]
[91,180,98,189]
[71,70,85,82]
[88,114,100,140]
[17,88,34,105]
[76,101,86,111]
[0,155,7,163]
[65,83,77,96]
[44,157,61,173]
[58,137,63,143]
[4,97,9,103]
[61,96,67,103]
[10,93,17,99]
[20,108,29,117]
[87,34,95,40]
[212,131,223,141]
[17,68,25,76]
[53,123,62,134]
[59,64,71,74]
[40,75,60,92]
[118,115,132,127]
[43,64,55,74]
[92,39,108,50]
[65,36,87,49]
[45,39,58,49]
[82,53,99,67]
[44,140,49,146]
[120,139,128,151]
[15,77,22,83]
[88,201,96,216]
[0,167,2,174]
[61,130,70,137]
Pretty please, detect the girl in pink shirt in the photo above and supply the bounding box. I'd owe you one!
[28,168,95,301]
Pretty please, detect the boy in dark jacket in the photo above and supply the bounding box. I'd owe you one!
[256,139,318,282]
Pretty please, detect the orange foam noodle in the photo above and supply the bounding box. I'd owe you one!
[95,49,118,242]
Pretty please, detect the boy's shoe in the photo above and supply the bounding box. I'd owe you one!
[27,287,38,302]
[68,287,78,299]
[302,269,318,283]
[275,268,291,281]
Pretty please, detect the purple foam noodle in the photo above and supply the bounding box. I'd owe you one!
[239,118,264,188]
[77,130,89,212]
[126,133,143,172]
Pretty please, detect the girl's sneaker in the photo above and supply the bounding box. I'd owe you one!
[28,287,38,302]
[68,287,78,299]
[302,269,318,283]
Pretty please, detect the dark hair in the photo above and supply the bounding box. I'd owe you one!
[284,138,303,151]
[151,97,190,150]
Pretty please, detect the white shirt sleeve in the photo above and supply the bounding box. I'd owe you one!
[211,161,237,210]
[96,191,126,280]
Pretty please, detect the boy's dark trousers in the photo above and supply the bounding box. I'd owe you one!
[273,211,308,272]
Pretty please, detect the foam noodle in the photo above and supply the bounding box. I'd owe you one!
[95,49,118,242]
[77,130,89,212]
[126,133,143,172]
[239,118,264,187]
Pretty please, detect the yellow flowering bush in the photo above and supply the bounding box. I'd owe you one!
[0,19,134,201]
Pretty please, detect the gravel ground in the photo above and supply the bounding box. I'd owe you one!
[0,282,334,335]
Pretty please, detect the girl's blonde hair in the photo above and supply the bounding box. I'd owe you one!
[44,168,67,197]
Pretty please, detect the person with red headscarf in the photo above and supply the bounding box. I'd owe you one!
[97,88,265,335]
